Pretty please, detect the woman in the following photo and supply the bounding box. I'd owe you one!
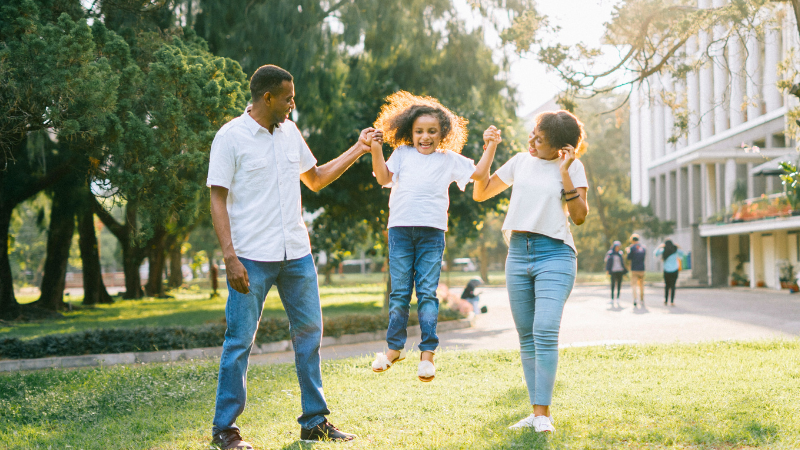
[655,240,683,305]
[473,110,589,433]
[605,241,627,303]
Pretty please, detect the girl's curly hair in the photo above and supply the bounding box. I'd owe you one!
[374,91,469,153]
[534,110,587,157]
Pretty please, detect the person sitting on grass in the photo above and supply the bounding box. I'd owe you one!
[367,91,500,382]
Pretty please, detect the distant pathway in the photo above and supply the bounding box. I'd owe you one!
[251,284,800,365]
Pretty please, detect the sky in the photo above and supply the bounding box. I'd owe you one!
[458,0,621,117]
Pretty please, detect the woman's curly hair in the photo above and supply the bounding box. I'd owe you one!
[534,110,587,157]
[374,91,469,153]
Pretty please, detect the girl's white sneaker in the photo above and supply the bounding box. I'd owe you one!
[508,414,555,432]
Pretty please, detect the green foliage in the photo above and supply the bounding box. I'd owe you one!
[0,309,464,359]
[779,160,800,210]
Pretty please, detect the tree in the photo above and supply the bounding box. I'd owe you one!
[0,0,120,318]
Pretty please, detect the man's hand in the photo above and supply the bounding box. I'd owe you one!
[225,257,250,294]
[483,125,502,146]
[357,127,376,154]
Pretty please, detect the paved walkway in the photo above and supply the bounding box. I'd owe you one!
[251,284,800,365]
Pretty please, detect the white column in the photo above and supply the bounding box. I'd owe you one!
[653,76,666,159]
[655,174,663,219]
[724,158,737,208]
[662,74,676,153]
[715,163,724,214]
[630,84,642,205]
[729,35,746,127]
[763,23,783,112]
[640,85,652,206]
[687,36,701,144]
[676,167,684,227]
[698,0,714,139]
[712,0,729,133]
[688,164,696,225]
[747,162,755,199]
[704,163,717,218]
[665,171,673,221]
[746,31,762,121]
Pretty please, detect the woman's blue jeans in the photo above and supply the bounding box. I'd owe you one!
[386,226,445,353]
[212,254,329,435]
[506,232,576,406]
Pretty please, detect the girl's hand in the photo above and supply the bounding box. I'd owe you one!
[373,129,384,146]
[558,144,576,173]
[483,126,502,146]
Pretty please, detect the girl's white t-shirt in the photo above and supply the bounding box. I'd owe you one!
[384,145,476,231]
[495,152,589,252]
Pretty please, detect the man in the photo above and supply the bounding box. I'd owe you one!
[207,64,372,449]
[626,233,647,307]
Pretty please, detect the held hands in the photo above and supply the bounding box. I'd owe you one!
[357,127,376,154]
[370,129,384,149]
[558,144,576,173]
[483,125,502,147]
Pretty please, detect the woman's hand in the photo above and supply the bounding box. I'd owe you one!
[559,144,576,173]
[483,125,502,146]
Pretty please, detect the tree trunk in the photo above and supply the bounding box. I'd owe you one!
[0,204,20,320]
[34,187,77,311]
[479,238,489,284]
[168,237,183,288]
[95,200,144,299]
[78,194,113,306]
[144,226,168,297]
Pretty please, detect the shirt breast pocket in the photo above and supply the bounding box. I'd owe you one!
[242,158,269,191]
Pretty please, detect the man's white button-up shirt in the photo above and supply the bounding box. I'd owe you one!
[207,110,317,262]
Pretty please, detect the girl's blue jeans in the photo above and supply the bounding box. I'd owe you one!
[506,232,577,406]
[212,254,329,435]
[386,226,445,353]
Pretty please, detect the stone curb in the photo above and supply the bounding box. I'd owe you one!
[0,317,474,373]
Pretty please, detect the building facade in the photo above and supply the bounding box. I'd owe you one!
[630,1,799,288]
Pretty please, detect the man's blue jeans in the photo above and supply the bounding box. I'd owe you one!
[212,254,329,435]
[505,232,576,406]
[387,226,445,353]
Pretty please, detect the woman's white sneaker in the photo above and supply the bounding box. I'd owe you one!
[508,414,555,432]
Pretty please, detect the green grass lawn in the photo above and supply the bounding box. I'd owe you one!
[1,340,799,449]
[2,284,385,340]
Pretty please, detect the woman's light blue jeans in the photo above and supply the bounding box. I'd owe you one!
[506,232,577,406]
[386,226,445,353]
[212,254,329,435]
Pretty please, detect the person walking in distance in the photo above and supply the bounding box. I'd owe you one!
[604,241,627,305]
[655,240,684,306]
[626,233,646,307]
[207,64,373,449]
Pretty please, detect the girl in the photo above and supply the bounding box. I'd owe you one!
[655,240,684,305]
[473,110,589,432]
[368,91,500,382]
[605,241,627,303]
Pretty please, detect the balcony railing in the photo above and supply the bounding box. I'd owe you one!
[705,193,797,224]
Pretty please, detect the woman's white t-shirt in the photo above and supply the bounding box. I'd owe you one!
[384,145,476,231]
[495,152,589,252]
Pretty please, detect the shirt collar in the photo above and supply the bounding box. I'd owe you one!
[243,105,281,135]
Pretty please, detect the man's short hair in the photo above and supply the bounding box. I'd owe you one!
[250,65,293,101]
[630,233,640,242]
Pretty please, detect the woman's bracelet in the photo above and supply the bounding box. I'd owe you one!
[561,188,577,197]
[566,194,581,202]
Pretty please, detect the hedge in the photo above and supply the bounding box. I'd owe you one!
[0,309,464,360]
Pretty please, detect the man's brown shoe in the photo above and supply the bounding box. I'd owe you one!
[211,429,254,450]
[300,420,356,442]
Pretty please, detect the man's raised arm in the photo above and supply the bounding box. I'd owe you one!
[300,127,374,192]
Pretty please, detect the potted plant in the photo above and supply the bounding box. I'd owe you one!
[779,260,798,289]
[779,160,800,215]
[730,253,749,286]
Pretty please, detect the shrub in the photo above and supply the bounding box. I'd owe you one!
[0,310,464,360]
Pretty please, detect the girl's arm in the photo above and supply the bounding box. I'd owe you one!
[473,126,510,201]
[473,173,509,202]
[472,126,501,181]
[559,144,589,225]
[370,130,393,186]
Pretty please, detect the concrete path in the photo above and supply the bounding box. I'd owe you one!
[251,284,800,365]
